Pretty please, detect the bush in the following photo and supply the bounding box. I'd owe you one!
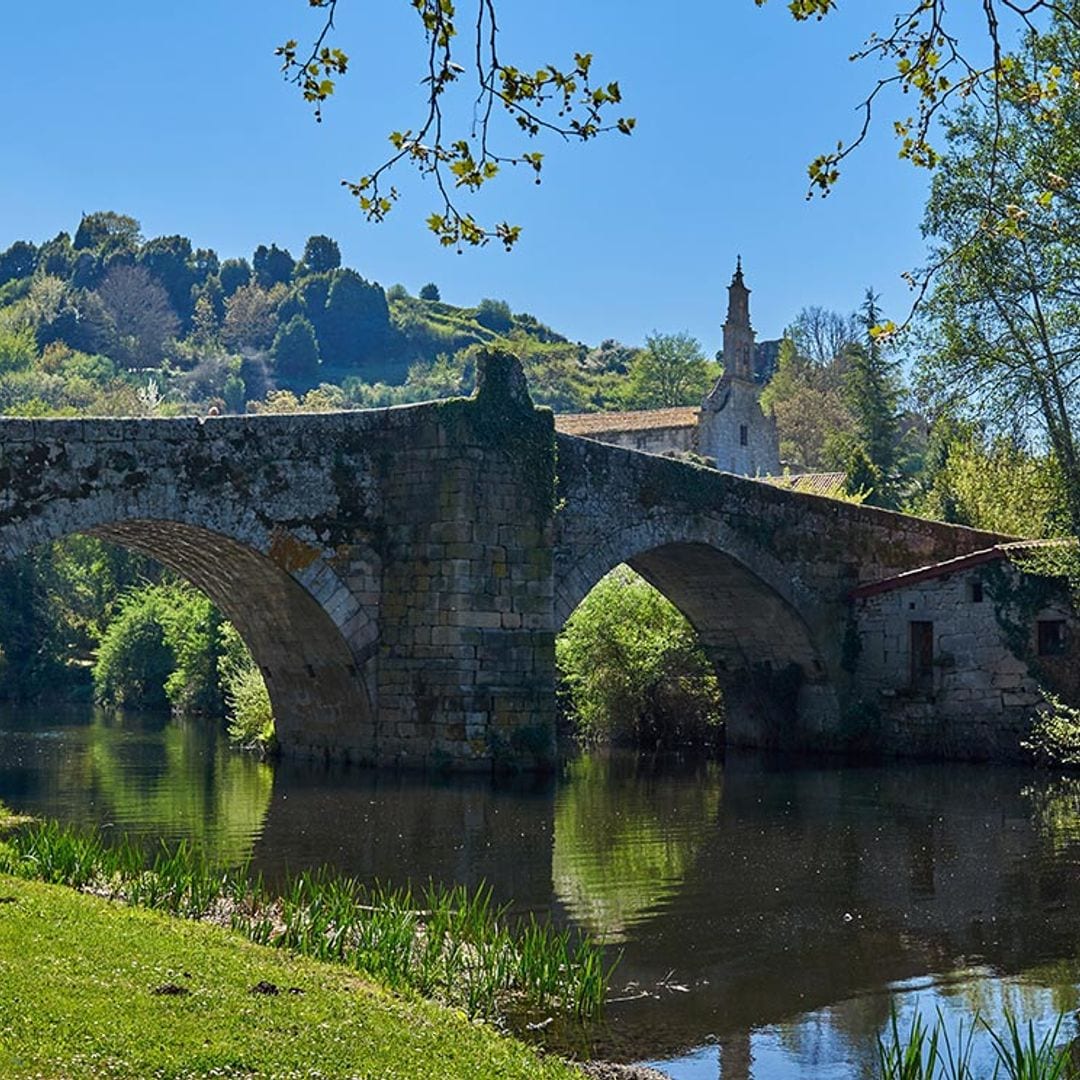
[93,583,227,715]
[218,624,275,751]
[556,566,724,749]
[1023,694,1080,768]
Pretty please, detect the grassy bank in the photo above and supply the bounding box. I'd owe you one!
[0,874,584,1079]
[0,822,612,1024]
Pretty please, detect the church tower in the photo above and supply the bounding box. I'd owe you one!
[696,258,780,476]
[723,256,755,381]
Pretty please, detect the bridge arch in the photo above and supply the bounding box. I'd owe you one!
[554,516,841,749]
[0,493,377,762]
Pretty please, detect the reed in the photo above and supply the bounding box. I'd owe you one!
[0,820,613,1025]
[876,1008,1077,1080]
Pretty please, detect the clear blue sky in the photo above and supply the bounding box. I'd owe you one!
[0,1,1000,357]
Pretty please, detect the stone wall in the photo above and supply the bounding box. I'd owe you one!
[853,562,1079,760]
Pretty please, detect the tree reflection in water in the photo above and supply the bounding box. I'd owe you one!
[552,753,722,941]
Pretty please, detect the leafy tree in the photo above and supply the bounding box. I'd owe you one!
[622,331,710,409]
[475,298,512,334]
[222,282,281,350]
[843,290,902,505]
[908,428,1068,538]
[137,235,197,325]
[916,12,1080,532]
[298,234,341,275]
[93,583,228,715]
[318,269,390,368]
[271,313,320,383]
[760,336,855,468]
[556,565,723,748]
[253,243,295,288]
[385,283,409,302]
[73,211,142,254]
[419,282,441,302]
[36,232,74,278]
[0,241,37,286]
[219,258,252,298]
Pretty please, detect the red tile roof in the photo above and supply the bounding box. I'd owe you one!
[764,472,847,496]
[554,407,699,437]
[850,539,1076,599]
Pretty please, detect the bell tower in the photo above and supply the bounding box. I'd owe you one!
[697,257,779,476]
[723,256,756,382]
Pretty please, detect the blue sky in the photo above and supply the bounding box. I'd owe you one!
[0,2,999,357]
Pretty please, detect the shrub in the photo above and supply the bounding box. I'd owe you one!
[1023,693,1080,768]
[475,297,512,334]
[93,583,227,715]
[219,624,276,751]
[556,566,724,749]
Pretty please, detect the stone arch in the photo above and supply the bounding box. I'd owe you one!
[554,516,840,749]
[0,496,377,763]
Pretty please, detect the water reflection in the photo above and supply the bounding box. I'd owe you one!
[552,754,723,940]
[2,707,1080,1078]
[0,706,272,864]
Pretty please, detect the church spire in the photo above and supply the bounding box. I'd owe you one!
[723,257,754,381]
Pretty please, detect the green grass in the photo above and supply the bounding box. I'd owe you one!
[0,821,614,1024]
[0,874,584,1080]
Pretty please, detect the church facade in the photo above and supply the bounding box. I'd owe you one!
[697,259,780,476]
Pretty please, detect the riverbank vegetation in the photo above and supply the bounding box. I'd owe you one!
[0,873,584,1080]
[0,820,613,1024]
[556,567,723,749]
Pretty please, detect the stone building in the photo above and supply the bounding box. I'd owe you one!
[554,259,782,477]
[697,258,780,476]
[851,540,1080,761]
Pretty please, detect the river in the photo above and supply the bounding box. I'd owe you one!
[1,705,1078,1078]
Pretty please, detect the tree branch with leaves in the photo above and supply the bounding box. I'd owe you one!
[278,0,634,250]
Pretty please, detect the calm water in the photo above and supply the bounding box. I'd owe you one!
[2,705,1080,1078]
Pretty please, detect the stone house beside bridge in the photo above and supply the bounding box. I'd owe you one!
[850,540,1080,761]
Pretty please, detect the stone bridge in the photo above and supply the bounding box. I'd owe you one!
[0,353,1002,768]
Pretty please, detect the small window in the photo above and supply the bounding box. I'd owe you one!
[910,621,934,691]
[739,424,749,447]
[1038,620,1067,656]
[970,580,984,604]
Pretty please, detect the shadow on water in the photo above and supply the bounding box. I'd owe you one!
[3,705,1080,1077]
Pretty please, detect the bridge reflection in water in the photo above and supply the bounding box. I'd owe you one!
[2,707,1079,1078]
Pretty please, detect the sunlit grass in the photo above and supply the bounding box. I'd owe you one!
[0,820,614,1024]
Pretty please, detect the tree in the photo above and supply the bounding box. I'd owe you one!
[219,258,252,298]
[137,235,197,326]
[253,243,295,289]
[759,336,855,467]
[96,264,179,367]
[222,283,281,351]
[318,269,390,368]
[0,241,37,286]
[916,11,1080,532]
[271,314,321,384]
[843,289,902,503]
[622,331,710,410]
[786,306,859,369]
[297,234,341,276]
[73,211,142,254]
[419,282,441,302]
[475,298,512,334]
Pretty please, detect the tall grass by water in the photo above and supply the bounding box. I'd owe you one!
[0,821,614,1023]
[878,1009,1077,1079]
